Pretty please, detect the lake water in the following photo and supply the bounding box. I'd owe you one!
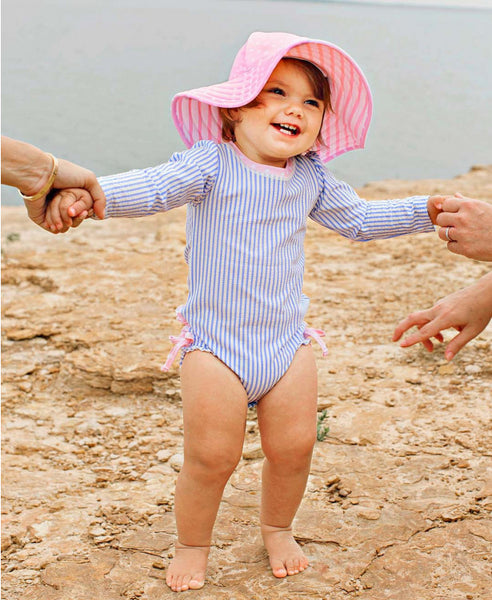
[2,0,491,205]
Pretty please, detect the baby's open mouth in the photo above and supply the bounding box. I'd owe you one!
[272,123,300,136]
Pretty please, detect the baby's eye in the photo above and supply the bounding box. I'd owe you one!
[268,87,285,96]
[305,99,320,108]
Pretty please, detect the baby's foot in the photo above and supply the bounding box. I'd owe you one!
[261,524,309,578]
[166,542,210,592]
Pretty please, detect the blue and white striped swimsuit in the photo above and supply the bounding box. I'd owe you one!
[100,141,434,404]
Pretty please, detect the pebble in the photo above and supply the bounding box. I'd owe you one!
[1,534,13,551]
[438,364,455,376]
[357,508,381,521]
[169,453,184,472]
[75,418,102,434]
[103,406,130,418]
[440,509,464,522]
[93,535,114,545]
[325,474,340,486]
[242,444,264,460]
[156,448,173,462]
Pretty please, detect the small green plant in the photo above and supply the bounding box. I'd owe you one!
[317,409,330,442]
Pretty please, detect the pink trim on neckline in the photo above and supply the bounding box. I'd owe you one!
[228,143,295,180]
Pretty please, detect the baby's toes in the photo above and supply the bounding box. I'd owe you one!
[271,558,288,578]
[179,574,192,592]
[172,575,184,592]
[165,574,173,590]
[189,574,205,590]
[286,557,299,575]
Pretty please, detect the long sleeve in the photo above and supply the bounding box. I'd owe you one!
[98,141,219,219]
[309,158,435,241]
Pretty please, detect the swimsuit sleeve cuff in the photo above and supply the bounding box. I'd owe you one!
[413,195,436,232]
[96,171,149,219]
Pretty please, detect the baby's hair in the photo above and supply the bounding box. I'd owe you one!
[220,57,332,144]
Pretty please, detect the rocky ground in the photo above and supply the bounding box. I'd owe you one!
[2,165,491,600]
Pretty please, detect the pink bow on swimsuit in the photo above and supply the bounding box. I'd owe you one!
[161,309,194,372]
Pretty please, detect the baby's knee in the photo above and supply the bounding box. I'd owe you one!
[262,430,317,468]
[186,445,242,480]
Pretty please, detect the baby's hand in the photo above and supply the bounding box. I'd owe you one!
[426,195,448,225]
[45,188,94,233]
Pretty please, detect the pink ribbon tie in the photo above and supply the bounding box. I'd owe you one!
[304,327,328,357]
[161,308,194,371]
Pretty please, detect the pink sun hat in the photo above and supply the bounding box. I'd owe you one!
[172,31,373,163]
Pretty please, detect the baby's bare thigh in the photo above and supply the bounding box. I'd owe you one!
[180,350,249,454]
[257,345,318,453]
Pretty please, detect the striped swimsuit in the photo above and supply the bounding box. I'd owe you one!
[99,141,434,404]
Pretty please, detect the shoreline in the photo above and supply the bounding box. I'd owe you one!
[319,0,492,9]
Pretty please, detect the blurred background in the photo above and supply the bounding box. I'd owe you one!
[2,0,491,204]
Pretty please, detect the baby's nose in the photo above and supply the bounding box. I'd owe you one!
[285,98,304,117]
[285,101,303,118]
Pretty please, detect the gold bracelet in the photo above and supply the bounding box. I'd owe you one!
[19,153,59,202]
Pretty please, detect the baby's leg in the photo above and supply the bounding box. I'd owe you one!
[257,344,318,578]
[166,350,248,593]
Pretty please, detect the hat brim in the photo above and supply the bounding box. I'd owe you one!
[172,37,372,163]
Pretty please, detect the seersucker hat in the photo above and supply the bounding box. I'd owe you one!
[172,31,373,163]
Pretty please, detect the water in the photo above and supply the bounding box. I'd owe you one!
[2,0,491,205]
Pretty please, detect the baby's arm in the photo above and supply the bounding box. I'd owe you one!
[311,157,473,241]
[45,188,94,233]
[310,169,435,240]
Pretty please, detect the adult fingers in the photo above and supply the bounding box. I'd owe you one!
[85,179,106,219]
[393,310,434,343]
[437,226,458,243]
[71,212,88,228]
[399,323,442,350]
[55,160,106,219]
[440,196,464,213]
[444,325,478,361]
[435,211,458,228]
[393,310,452,352]
[24,198,52,233]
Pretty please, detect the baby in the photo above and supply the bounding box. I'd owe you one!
[46,32,443,593]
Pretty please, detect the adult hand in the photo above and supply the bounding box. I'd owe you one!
[436,193,492,261]
[24,159,105,232]
[393,272,492,360]
[1,136,105,232]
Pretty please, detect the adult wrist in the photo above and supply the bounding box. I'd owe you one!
[19,153,59,201]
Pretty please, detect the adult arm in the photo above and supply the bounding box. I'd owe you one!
[393,272,492,360]
[1,136,105,230]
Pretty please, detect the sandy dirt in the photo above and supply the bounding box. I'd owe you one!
[2,165,491,600]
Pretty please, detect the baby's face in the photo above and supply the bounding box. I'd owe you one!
[230,59,325,168]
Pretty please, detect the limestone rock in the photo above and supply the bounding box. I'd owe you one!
[2,166,491,600]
